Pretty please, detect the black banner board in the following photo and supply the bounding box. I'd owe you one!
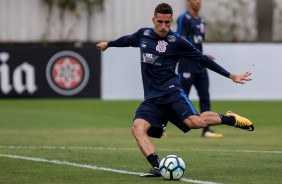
[0,44,101,98]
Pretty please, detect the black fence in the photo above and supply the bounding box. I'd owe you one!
[0,44,101,98]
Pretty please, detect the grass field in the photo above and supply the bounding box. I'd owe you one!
[0,99,281,184]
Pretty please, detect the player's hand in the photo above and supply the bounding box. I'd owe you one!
[96,42,108,51]
[229,72,252,84]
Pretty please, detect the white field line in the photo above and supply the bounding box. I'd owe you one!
[0,145,281,154]
[205,149,282,154]
[0,154,221,184]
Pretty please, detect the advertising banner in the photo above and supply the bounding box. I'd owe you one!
[0,44,101,98]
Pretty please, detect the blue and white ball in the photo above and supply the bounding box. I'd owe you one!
[159,155,185,180]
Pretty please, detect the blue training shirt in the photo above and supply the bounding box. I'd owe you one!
[108,28,230,100]
[177,11,206,73]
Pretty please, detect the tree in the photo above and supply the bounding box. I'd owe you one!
[256,0,274,42]
[42,0,104,42]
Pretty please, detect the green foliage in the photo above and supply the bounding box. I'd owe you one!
[43,0,104,11]
[83,0,104,9]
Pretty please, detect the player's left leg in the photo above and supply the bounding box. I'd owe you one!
[184,111,254,131]
[226,111,254,131]
[169,89,254,131]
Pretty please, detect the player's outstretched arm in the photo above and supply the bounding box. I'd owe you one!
[96,42,108,51]
[229,72,252,84]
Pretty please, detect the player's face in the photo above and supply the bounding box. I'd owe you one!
[188,0,202,11]
[152,13,173,37]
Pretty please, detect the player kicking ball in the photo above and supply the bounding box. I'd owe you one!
[96,3,254,177]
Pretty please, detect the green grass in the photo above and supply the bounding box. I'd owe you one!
[0,99,281,184]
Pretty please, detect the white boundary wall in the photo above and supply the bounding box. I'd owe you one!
[102,43,282,100]
[3,0,282,42]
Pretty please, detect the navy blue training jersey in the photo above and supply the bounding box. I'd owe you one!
[177,11,206,73]
[108,28,229,100]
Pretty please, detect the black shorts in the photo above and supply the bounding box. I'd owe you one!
[134,89,198,138]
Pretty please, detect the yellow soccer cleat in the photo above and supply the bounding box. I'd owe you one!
[226,111,254,131]
[202,131,223,138]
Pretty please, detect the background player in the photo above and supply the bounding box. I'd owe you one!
[177,0,223,138]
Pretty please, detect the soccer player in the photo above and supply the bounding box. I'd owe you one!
[96,3,254,177]
[177,0,223,138]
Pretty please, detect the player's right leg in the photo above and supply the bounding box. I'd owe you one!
[131,119,161,177]
[131,119,156,157]
[132,100,167,177]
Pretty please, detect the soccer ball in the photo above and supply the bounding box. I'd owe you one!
[159,155,185,180]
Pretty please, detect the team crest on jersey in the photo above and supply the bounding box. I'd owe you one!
[167,35,176,43]
[156,40,168,53]
[144,29,150,36]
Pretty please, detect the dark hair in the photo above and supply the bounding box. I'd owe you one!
[154,3,173,16]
